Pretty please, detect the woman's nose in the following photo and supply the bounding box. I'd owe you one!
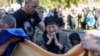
[50,28,54,31]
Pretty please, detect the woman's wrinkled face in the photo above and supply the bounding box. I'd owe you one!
[46,24,58,34]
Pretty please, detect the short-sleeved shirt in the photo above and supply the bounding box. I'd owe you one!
[12,9,41,39]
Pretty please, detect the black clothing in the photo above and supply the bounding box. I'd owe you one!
[12,9,41,40]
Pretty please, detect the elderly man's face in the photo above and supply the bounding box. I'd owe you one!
[46,24,58,35]
[27,0,39,14]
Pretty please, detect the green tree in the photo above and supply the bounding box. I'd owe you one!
[0,0,9,6]
[40,0,79,8]
[16,0,24,6]
[2,0,100,8]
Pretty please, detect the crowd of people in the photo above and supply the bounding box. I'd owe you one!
[44,4,100,30]
[0,0,100,56]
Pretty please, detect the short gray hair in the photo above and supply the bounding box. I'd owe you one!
[0,14,16,28]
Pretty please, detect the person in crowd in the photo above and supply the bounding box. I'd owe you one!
[7,8,14,14]
[0,14,16,31]
[79,10,86,29]
[34,16,72,54]
[0,9,6,19]
[0,15,19,56]
[81,39,100,56]
[36,6,46,21]
[67,14,72,29]
[12,0,45,41]
[48,9,54,17]
[69,4,78,29]
[52,8,65,29]
[35,6,46,38]
[69,33,81,47]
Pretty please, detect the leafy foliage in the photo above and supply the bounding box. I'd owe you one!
[40,0,80,8]
[0,0,100,8]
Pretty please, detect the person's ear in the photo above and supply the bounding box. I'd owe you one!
[4,24,9,29]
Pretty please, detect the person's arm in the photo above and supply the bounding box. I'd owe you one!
[0,37,19,56]
[74,10,78,17]
[70,9,78,18]
[54,37,63,50]
[46,35,53,45]
[69,11,74,17]
[81,39,100,55]
[33,12,45,32]
[0,40,11,56]
[95,45,100,56]
[38,21,45,32]
[54,32,72,53]
[61,33,72,53]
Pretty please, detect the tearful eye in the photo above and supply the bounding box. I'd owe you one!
[49,27,51,29]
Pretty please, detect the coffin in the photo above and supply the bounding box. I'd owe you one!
[11,39,97,56]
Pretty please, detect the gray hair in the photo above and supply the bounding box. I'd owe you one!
[0,14,16,28]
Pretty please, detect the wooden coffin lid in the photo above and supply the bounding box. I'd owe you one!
[11,39,97,56]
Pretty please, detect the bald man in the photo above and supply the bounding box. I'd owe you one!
[12,0,45,41]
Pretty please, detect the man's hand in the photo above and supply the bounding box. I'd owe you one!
[9,37,20,43]
[0,37,20,56]
[81,39,100,52]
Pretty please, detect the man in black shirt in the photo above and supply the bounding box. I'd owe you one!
[12,0,45,41]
